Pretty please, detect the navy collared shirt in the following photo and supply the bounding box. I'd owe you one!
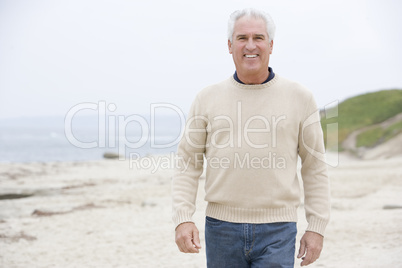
[233,67,275,84]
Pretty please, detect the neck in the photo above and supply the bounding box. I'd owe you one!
[236,69,270,85]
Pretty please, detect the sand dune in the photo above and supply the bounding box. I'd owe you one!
[0,153,401,267]
[341,112,402,160]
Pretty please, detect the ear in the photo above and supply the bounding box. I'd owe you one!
[269,40,274,54]
[228,40,233,54]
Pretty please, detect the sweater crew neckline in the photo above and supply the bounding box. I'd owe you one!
[230,72,279,90]
[234,66,275,85]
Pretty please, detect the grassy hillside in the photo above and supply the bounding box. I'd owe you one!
[355,120,402,148]
[320,89,402,150]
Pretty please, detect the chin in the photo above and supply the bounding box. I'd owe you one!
[243,66,262,73]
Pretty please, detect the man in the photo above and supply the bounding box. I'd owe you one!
[172,8,330,267]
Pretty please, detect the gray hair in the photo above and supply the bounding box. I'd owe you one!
[228,8,276,43]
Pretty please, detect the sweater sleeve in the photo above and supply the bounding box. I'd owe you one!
[172,96,208,229]
[298,95,331,236]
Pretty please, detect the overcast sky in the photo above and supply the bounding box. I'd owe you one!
[0,0,401,119]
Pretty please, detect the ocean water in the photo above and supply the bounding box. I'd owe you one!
[0,115,183,163]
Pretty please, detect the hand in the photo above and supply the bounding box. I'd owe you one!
[175,222,202,253]
[297,231,324,266]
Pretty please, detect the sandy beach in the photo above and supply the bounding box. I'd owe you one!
[1,152,401,268]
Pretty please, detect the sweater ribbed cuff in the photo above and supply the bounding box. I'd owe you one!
[172,211,194,229]
[306,216,329,236]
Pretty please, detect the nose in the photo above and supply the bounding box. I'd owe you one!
[245,37,256,51]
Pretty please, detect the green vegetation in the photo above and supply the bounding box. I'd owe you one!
[321,89,402,149]
[384,121,402,141]
[355,121,402,148]
[356,127,383,148]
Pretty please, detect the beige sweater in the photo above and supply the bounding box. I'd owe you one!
[172,75,330,235]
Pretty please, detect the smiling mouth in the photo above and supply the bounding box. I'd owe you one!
[244,54,258,58]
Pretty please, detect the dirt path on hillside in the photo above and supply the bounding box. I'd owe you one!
[342,112,402,158]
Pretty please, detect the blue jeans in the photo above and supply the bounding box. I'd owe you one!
[205,217,297,268]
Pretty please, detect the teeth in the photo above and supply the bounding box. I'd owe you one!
[245,54,258,58]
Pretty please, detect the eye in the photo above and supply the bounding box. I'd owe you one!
[236,35,247,41]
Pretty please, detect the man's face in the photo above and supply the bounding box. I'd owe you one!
[228,16,273,81]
